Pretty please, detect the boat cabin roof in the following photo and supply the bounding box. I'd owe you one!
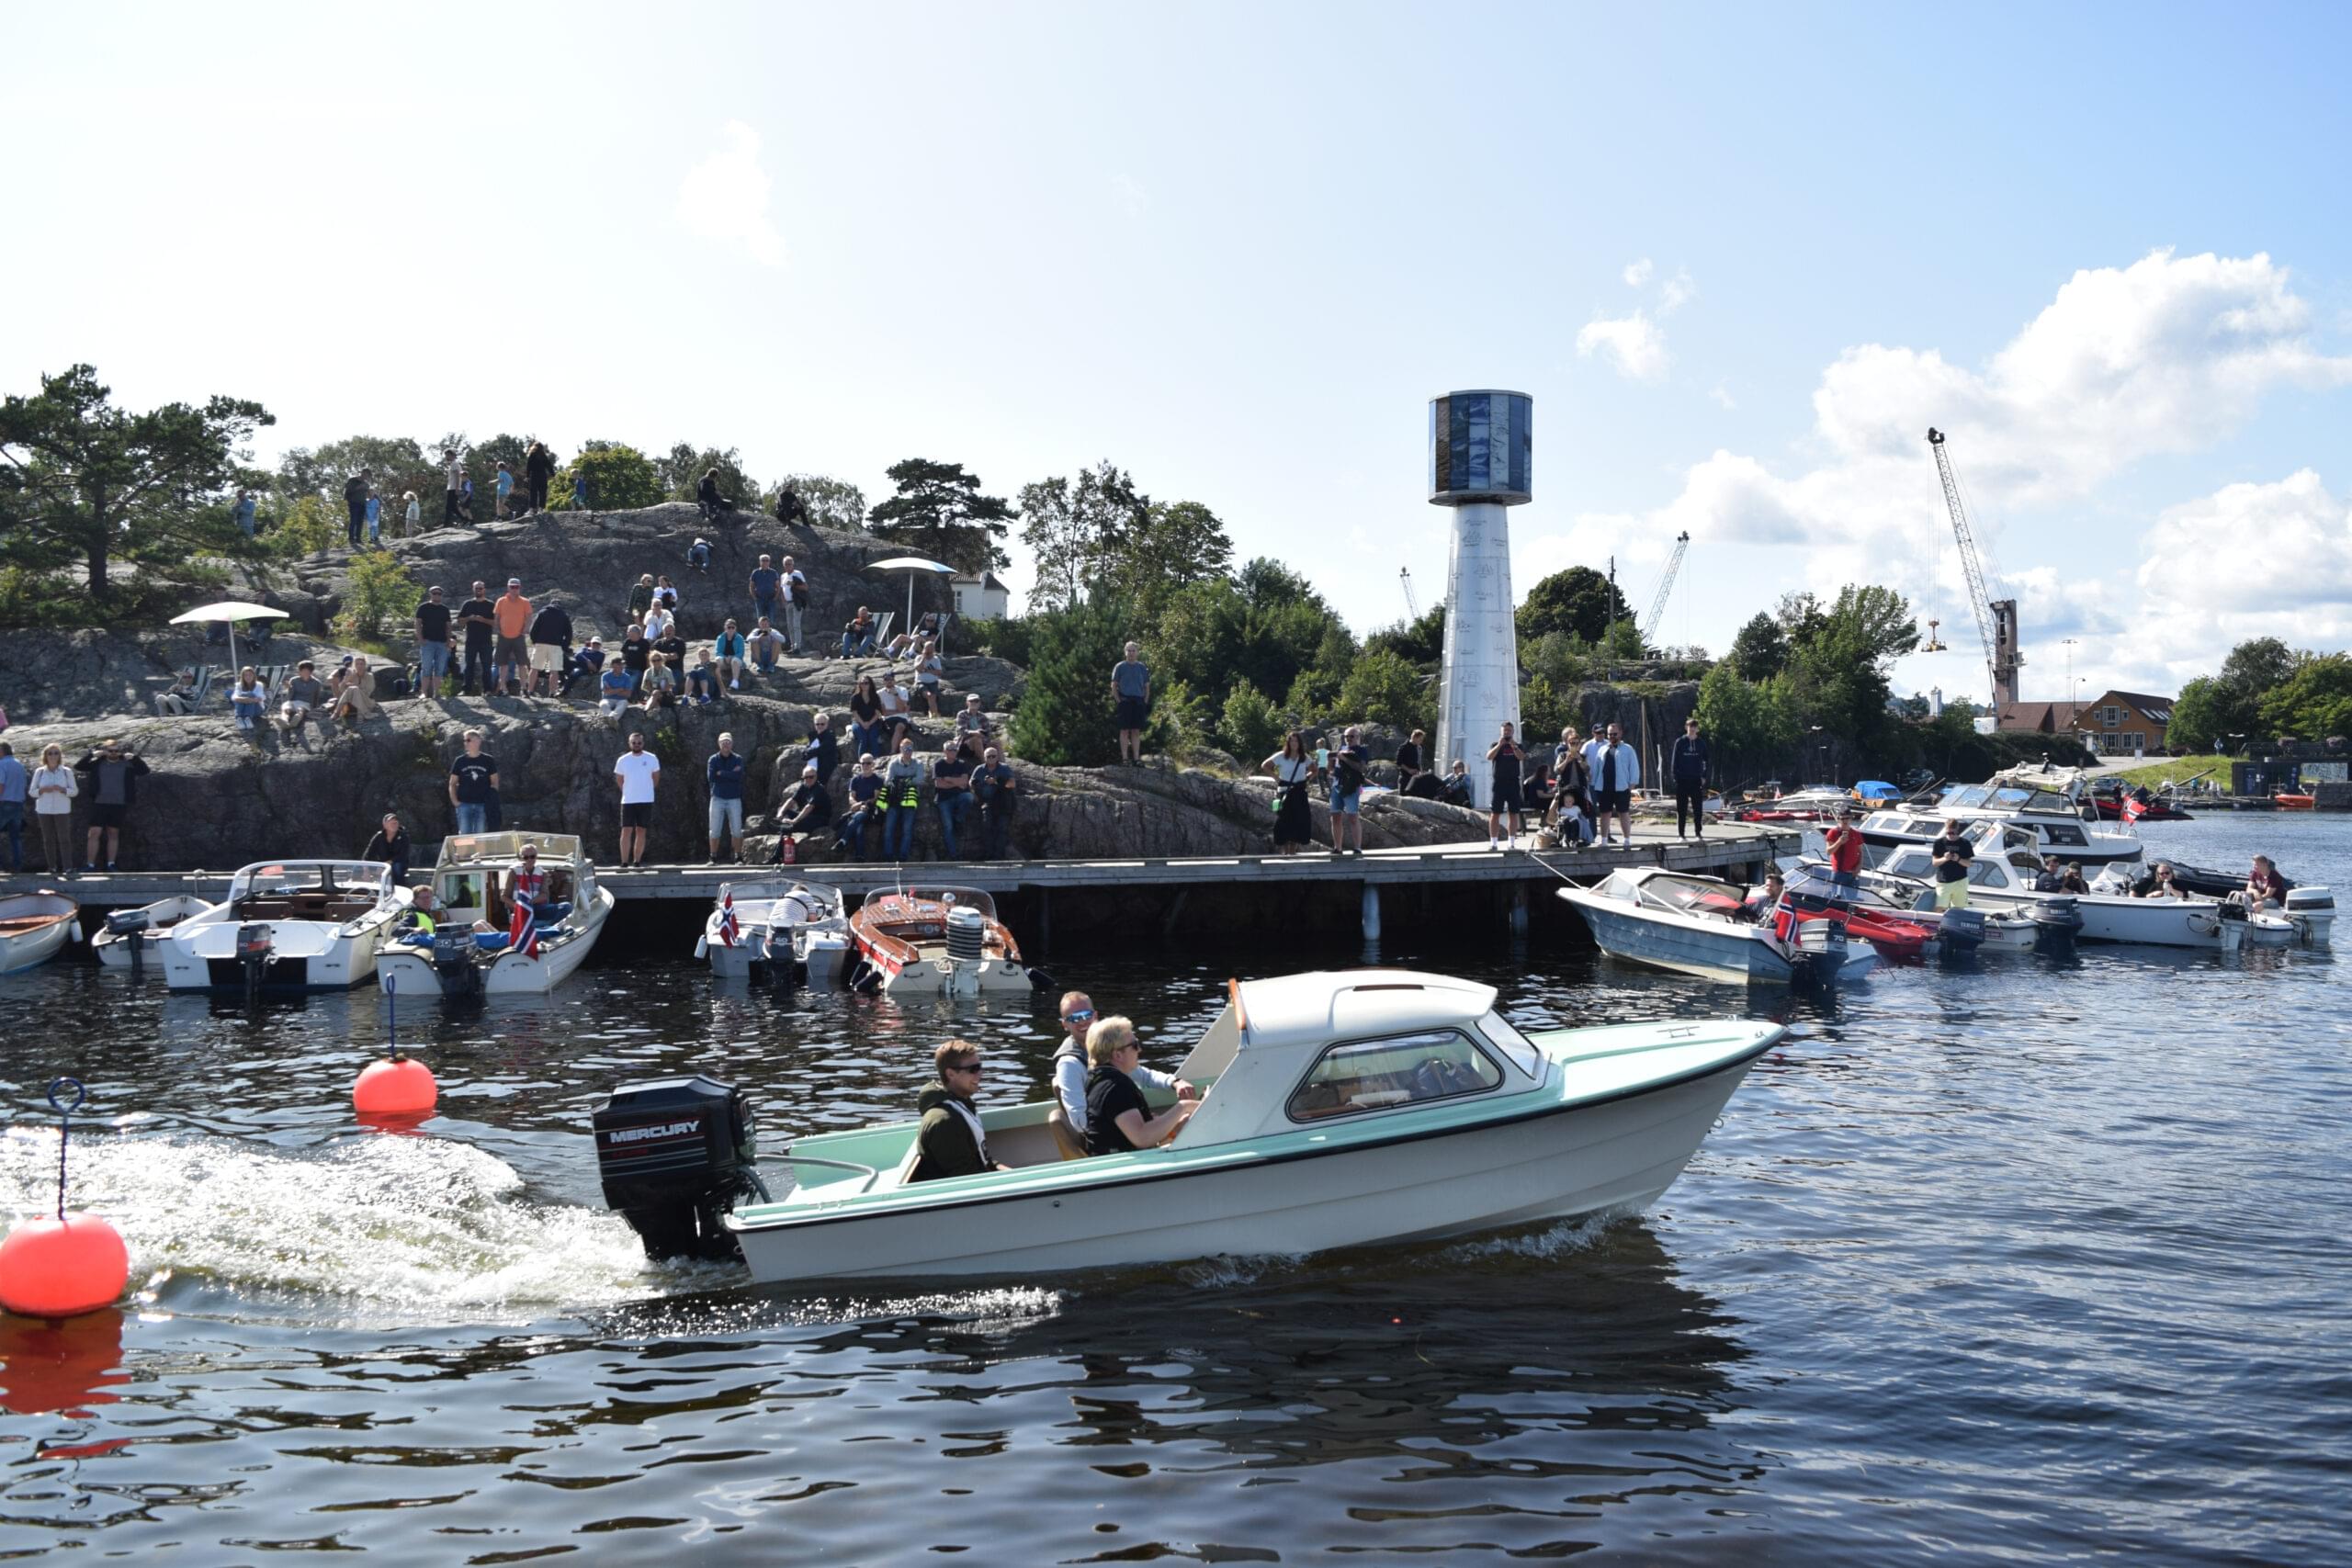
[1230,968,1498,1049]
[228,860,393,897]
[436,830,587,868]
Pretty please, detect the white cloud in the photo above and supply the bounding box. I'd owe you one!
[1592,249,2352,682]
[1623,258,1654,288]
[2134,469,2352,680]
[1658,267,1696,314]
[1709,379,1736,410]
[675,120,786,266]
[1577,310,1669,382]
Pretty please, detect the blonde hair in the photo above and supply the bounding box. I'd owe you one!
[1085,1015,1136,1066]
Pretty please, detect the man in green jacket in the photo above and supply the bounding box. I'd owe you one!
[910,1041,1011,1182]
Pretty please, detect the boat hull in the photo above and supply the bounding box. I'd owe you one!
[0,896,77,976]
[163,919,391,991]
[375,888,615,995]
[732,1055,1764,1281]
[1565,894,1792,982]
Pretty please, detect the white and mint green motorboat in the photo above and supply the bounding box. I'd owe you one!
[702,969,1782,1282]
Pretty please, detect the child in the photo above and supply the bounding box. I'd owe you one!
[229,666,265,732]
[494,460,515,519]
[686,649,721,705]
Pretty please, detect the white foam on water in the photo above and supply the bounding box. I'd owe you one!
[1436,1208,1623,1262]
[1,1125,658,1324]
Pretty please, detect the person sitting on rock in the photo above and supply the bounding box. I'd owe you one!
[562,636,606,700]
[772,761,831,862]
[837,754,882,859]
[154,669,199,716]
[597,660,634,718]
[747,616,786,675]
[695,468,735,523]
[686,647,722,706]
[713,619,747,690]
[841,607,877,660]
[329,656,378,726]
[229,666,266,733]
[639,650,679,712]
[1439,759,1474,807]
[278,660,328,743]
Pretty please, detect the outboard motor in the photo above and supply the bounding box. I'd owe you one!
[432,931,485,1000]
[2213,899,2250,953]
[106,907,154,973]
[2030,895,2083,942]
[235,922,274,1003]
[2284,886,2334,948]
[1936,906,1986,956]
[594,1076,759,1262]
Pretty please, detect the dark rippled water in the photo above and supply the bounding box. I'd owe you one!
[1,815,2345,1563]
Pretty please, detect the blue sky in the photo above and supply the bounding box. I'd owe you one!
[7,1,2347,704]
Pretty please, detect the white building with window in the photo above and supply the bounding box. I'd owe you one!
[951,571,1010,620]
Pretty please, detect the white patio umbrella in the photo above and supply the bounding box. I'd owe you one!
[864,556,956,632]
[169,599,284,674]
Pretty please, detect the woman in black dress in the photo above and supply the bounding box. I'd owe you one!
[1262,730,1315,853]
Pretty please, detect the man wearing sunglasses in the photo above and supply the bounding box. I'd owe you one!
[910,1040,1012,1183]
[1047,991,1194,1159]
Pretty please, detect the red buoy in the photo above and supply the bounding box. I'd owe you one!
[354,1055,438,1122]
[0,1214,130,1319]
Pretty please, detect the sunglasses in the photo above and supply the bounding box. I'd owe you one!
[950,1059,984,1074]
[1062,1009,1095,1023]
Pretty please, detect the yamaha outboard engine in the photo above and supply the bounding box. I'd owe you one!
[432,932,485,1000]
[2030,895,2082,949]
[593,1076,759,1261]
[106,907,155,972]
[1936,906,1986,957]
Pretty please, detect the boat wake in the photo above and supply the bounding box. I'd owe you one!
[0,1125,654,1325]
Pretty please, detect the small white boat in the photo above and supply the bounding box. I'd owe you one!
[375,832,614,997]
[1860,765,2143,867]
[698,879,848,984]
[0,891,80,976]
[163,861,410,992]
[590,969,1786,1281]
[848,886,1035,996]
[1555,867,1877,987]
[93,895,211,971]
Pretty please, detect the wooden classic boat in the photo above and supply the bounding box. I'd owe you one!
[0,892,80,976]
[592,970,1785,1280]
[162,861,410,992]
[375,832,615,997]
[847,886,1035,995]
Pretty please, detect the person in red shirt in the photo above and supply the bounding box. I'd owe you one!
[1824,806,1866,889]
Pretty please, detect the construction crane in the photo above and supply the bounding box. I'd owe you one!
[1638,532,1690,649]
[1399,567,1420,620]
[1926,428,2022,708]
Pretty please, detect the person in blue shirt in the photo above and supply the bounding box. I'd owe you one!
[712,618,747,689]
[571,471,590,510]
[0,740,28,870]
[231,489,258,539]
[562,637,606,699]
[597,661,634,717]
[748,554,782,626]
[686,648,722,705]
[706,733,748,863]
[837,755,882,860]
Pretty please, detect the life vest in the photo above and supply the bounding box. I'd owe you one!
[889,770,922,809]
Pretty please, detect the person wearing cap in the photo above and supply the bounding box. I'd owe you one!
[75,739,150,872]
[1824,805,1866,891]
[413,585,453,698]
[706,732,747,863]
[909,1039,1011,1182]
[1045,994,1193,1159]
[561,635,605,700]
[772,759,831,860]
[492,580,533,696]
[596,651,634,717]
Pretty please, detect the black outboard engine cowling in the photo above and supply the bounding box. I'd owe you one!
[594,1076,757,1262]
[431,932,485,1000]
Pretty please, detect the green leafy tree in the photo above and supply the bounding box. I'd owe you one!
[335,548,418,644]
[276,434,438,518]
[869,457,1014,572]
[561,441,664,512]
[1219,679,1283,762]
[1129,500,1234,601]
[657,443,757,505]
[1517,565,1632,644]
[2258,652,2352,739]
[767,473,867,531]
[1151,560,1352,712]
[271,495,341,558]
[1601,617,1645,660]
[1519,673,1572,746]
[1335,646,1430,731]
[1726,611,1789,681]
[0,363,273,610]
[1779,583,1918,741]
[1019,461,1150,612]
[1521,630,1590,691]
[2164,675,2229,752]
[2220,637,2298,703]
[1364,601,1445,668]
[1696,661,1799,784]
[1006,595,1131,767]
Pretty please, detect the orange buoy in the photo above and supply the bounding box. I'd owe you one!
[0,1215,130,1320]
[0,1078,130,1320]
[354,1055,438,1121]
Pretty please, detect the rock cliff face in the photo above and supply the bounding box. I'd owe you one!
[220,502,958,647]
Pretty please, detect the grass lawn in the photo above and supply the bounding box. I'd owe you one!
[2108,753,2234,790]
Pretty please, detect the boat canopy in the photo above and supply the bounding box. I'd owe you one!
[1852,780,1901,800]
[1176,970,1499,1082]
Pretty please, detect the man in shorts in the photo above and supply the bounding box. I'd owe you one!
[1928,818,1973,908]
[1329,725,1370,856]
[527,596,572,697]
[413,585,453,698]
[492,579,533,696]
[1110,641,1149,764]
[613,730,662,868]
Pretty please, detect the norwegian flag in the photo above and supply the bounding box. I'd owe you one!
[2120,793,2148,823]
[509,879,540,958]
[717,884,740,947]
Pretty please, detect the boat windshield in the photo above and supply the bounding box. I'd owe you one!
[1476,1012,1544,1077]
[1943,784,1995,809]
[859,886,998,919]
[1635,875,1749,919]
[229,861,389,899]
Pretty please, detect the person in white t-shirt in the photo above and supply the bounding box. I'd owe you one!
[613,731,662,868]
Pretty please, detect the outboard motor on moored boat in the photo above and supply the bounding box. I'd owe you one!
[106,907,156,972]
[1935,906,1985,956]
[235,922,274,1004]
[593,1076,761,1261]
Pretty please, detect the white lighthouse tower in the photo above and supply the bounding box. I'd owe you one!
[1429,389,1532,807]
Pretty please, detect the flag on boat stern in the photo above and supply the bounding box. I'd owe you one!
[509,883,540,957]
[717,885,740,947]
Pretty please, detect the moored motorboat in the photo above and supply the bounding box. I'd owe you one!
[93,894,211,971]
[698,878,849,985]
[1555,866,1876,987]
[0,891,80,976]
[847,886,1036,995]
[593,970,1785,1280]
[1861,765,2143,866]
[1786,861,2051,954]
[375,831,614,997]
[162,861,410,992]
